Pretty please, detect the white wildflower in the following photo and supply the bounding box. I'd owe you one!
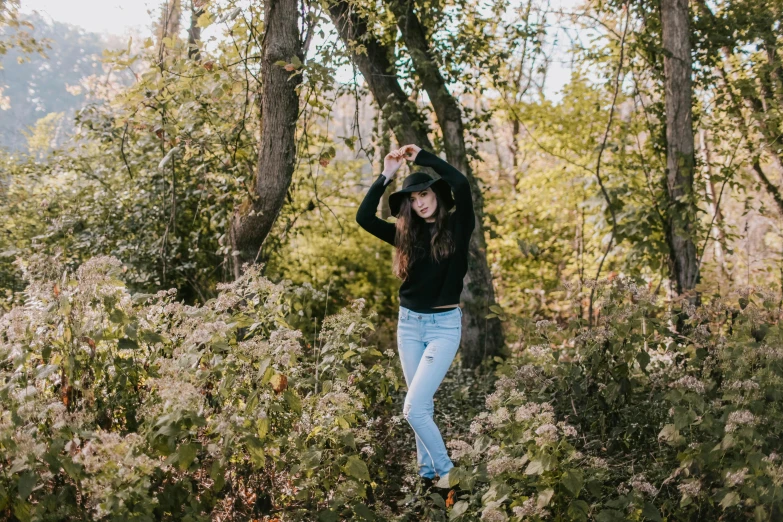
[481,507,508,522]
[725,467,748,487]
[489,407,511,427]
[670,376,706,394]
[486,455,526,477]
[726,410,757,433]
[447,440,473,461]
[630,474,659,496]
[515,403,540,422]
[512,497,550,519]
[677,480,701,497]
[535,423,559,444]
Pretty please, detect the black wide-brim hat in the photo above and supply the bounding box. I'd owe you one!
[388,172,455,218]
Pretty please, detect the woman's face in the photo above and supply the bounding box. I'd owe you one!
[409,188,438,220]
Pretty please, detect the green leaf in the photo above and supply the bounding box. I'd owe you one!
[109,307,128,324]
[642,501,662,521]
[537,488,554,508]
[525,459,544,475]
[118,337,138,350]
[210,460,225,491]
[60,458,82,480]
[301,449,322,470]
[13,499,31,522]
[430,492,446,508]
[17,472,35,499]
[257,417,269,439]
[450,500,469,519]
[636,350,650,371]
[595,508,625,522]
[318,509,339,522]
[567,500,590,522]
[562,469,584,496]
[284,390,302,413]
[178,443,198,470]
[353,502,374,520]
[344,455,370,482]
[245,437,265,468]
[140,330,164,344]
[658,424,684,446]
[719,491,740,510]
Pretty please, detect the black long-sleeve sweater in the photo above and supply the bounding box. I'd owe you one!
[355,149,476,311]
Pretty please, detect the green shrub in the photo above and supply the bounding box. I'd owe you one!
[441,279,783,521]
[0,254,401,520]
[2,262,782,521]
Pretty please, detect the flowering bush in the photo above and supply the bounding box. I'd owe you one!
[439,278,783,521]
[2,261,782,521]
[0,254,401,520]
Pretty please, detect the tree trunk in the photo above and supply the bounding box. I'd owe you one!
[228,0,303,278]
[387,0,505,367]
[156,0,182,63]
[375,114,395,219]
[661,0,699,298]
[696,0,783,214]
[698,129,729,281]
[327,0,430,147]
[329,0,505,367]
[187,0,204,60]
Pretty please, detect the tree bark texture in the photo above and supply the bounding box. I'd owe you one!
[661,0,699,297]
[187,0,205,60]
[327,0,431,147]
[375,115,395,219]
[229,0,303,278]
[389,1,504,367]
[328,0,504,366]
[156,0,182,63]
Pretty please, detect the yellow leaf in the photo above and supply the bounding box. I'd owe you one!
[197,11,213,28]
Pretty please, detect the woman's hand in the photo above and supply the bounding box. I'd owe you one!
[399,144,421,162]
[382,149,405,177]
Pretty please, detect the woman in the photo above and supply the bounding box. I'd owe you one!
[355,143,475,491]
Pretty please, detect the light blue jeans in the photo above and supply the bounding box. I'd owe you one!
[397,305,463,479]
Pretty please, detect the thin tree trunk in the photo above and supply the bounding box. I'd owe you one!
[327,0,431,147]
[187,0,204,60]
[698,129,729,280]
[661,0,699,298]
[696,0,783,194]
[376,114,395,219]
[696,1,783,218]
[388,0,504,366]
[156,0,182,63]
[329,0,504,366]
[228,0,303,277]
[509,118,520,194]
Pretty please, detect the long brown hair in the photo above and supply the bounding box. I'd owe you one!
[393,189,455,280]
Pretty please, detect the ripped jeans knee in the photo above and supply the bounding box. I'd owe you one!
[403,398,433,423]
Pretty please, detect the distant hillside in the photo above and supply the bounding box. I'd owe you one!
[0,13,130,151]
